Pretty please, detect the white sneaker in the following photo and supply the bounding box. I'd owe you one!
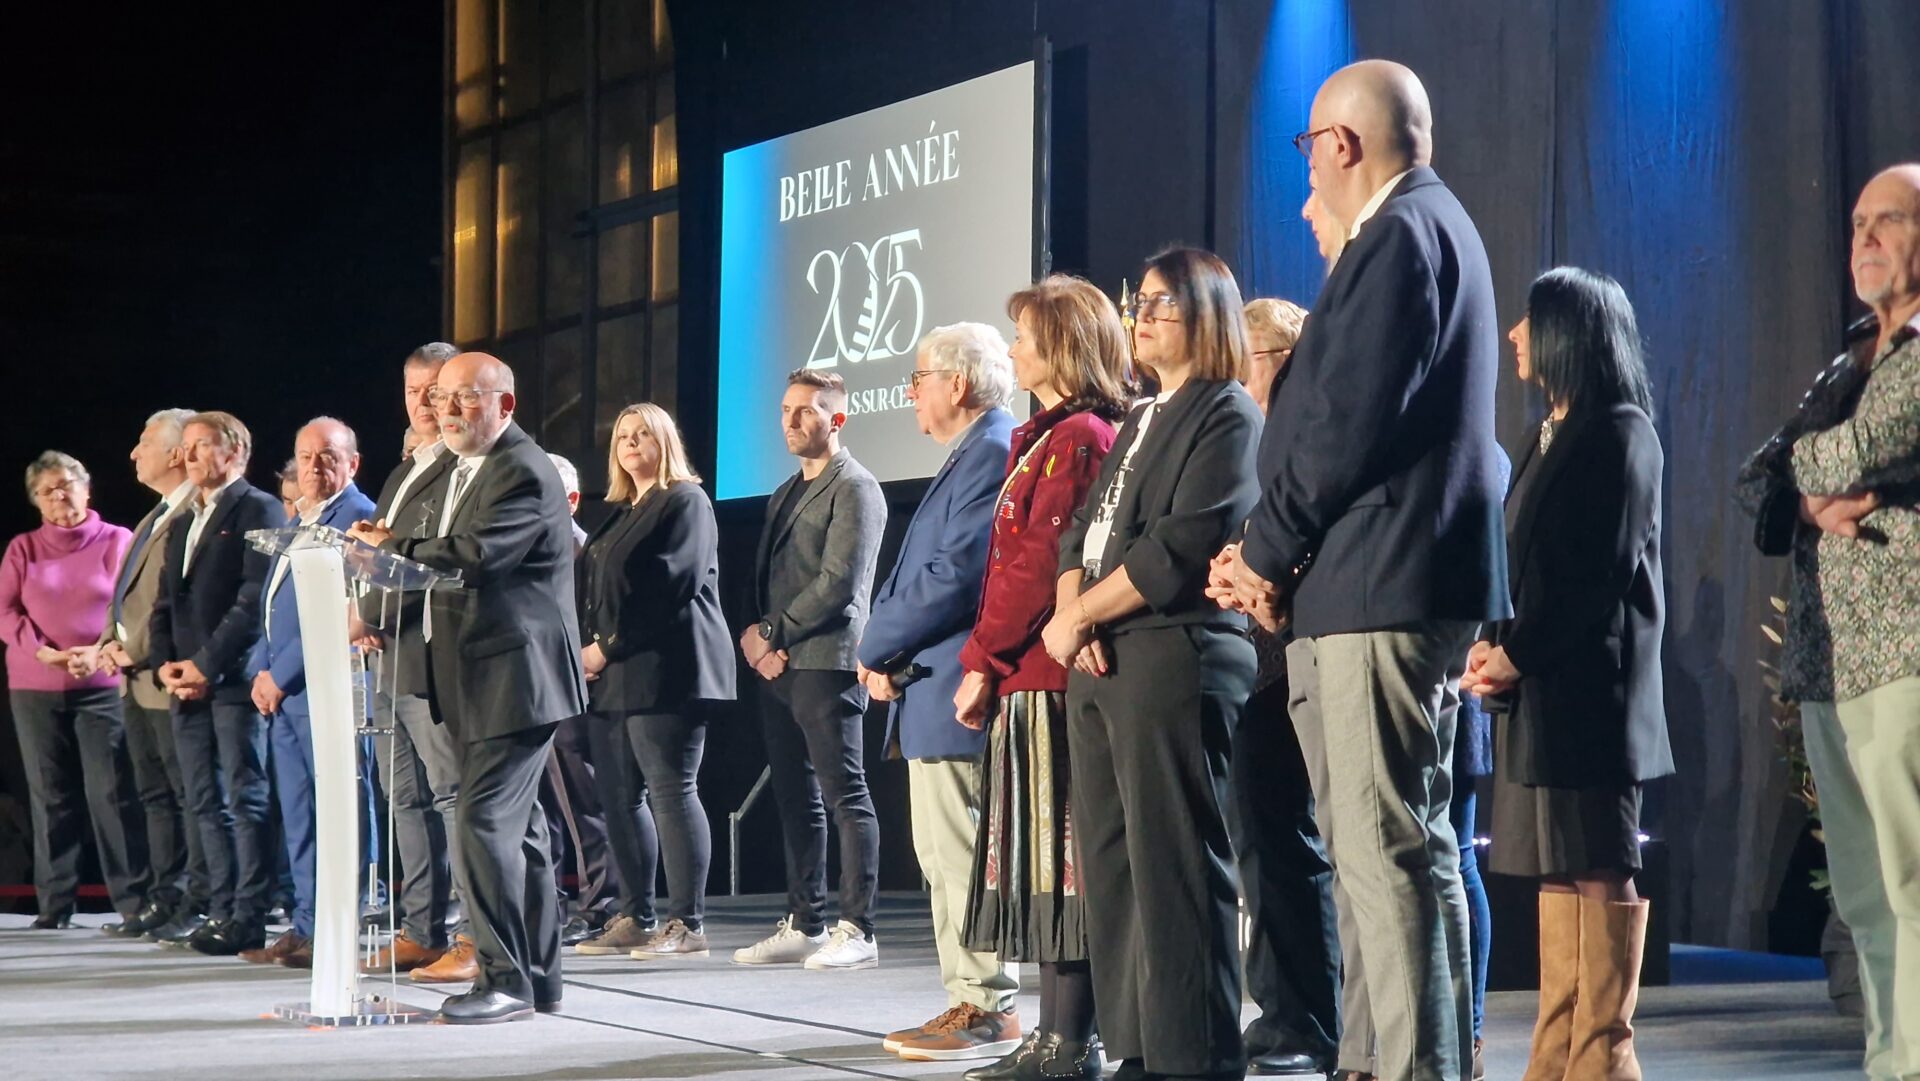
[731,915,828,965]
[802,919,878,970]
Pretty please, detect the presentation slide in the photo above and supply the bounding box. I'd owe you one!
[715,61,1038,500]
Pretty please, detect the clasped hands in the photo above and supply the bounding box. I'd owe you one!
[1463,640,1520,697]
[1206,543,1288,633]
[739,624,789,682]
[1800,491,1879,538]
[157,658,211,701]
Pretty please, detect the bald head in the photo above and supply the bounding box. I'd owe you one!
[294,416,360,505]
[437,352,519,456]
[1307,60,1434,224]
[1852,163,1920,332]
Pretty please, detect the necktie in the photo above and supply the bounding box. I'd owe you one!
[440,463,474,538]
[112,501,166,633]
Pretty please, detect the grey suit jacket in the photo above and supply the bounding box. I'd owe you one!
[98,494,193,710]
[753,449,886,672]
[387,422,588,742]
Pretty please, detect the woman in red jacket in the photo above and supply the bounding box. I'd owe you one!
[954,274,1133,1081]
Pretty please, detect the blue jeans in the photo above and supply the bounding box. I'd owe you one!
[1448,773,1490,1040]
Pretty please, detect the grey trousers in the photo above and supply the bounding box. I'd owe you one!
[122,696,198,910]
[371,690,463,946]
[1287,623,1475,1081]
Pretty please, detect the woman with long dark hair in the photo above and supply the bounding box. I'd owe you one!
[1465,267,1670,1081]
[950,274,1132,1081]
[1040,248,1262,1081]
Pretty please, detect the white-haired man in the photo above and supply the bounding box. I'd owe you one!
[859,323,1021,1060]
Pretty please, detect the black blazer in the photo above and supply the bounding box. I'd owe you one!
[1058,379,1261,633]
[1492,402,1673,788]
[1243,166,1512,638]
[360,447,458,696]
[580,482,736,714]
[388,422,588,741]
[148,477,283,703]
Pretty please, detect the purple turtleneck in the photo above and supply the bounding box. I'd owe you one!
[0,510,132,693]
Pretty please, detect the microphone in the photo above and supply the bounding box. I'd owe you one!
[888,662,932,691]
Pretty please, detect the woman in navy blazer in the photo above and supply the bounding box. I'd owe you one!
[572,403,734,961]
[1041,249,1262,1081]
[1466,268,1670,1080]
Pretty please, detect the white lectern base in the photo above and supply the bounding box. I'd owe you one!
[271,995,432,1028]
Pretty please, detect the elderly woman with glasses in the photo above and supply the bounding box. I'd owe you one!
[0,451,148,929]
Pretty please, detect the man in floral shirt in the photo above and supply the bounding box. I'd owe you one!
[1785,163,1920,1080]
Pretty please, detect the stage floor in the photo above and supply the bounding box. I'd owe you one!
[0,892,1866,1080]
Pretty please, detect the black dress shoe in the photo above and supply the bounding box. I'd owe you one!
[1248,1050,1334,1076]
[147,911,209,945]
[437,989,536,1024]
[534,1000,561,1015]
[189,918,266,956]
[30,911,73,930]
[103,901,171,937]
[560,915,594,946]
[965,1031,1048,1081]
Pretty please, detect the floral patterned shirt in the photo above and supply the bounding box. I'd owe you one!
[1789,316,1920,702]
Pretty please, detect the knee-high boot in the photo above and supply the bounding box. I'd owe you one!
[1521,892,1582,1080]
[1566,898,1648,1081]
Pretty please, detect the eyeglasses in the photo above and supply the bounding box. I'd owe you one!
[1252,347,1293,359]
[426,388,507,408]
[32,478,81,500]
[1292,126,1334,158]
[1130,291,1180,322]
[908,368,958,388]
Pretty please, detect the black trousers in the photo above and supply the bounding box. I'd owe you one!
[760,668,878,936]
[171,696,271,923]
[1231,674,1340,1062]
[122,696,199,911]
[457,722,561,1004]
[541,711,621,919]
[10,688,148,917]
[593,709,712,925]
[1067,625,1253,1079]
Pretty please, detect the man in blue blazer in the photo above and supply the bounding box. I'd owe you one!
[857,322,1021,1061]
[242,418,376,966]
[1229,61,1511,1081]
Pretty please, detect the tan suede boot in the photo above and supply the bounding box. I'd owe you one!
[1522,892,1582,1080]
[1567,898,1648,1080]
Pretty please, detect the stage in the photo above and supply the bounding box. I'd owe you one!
[0,893,1865,1079]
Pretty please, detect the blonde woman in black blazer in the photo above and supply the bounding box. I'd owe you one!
[1465,268,1670,1081]
[1039,248,1262,1081]
[571,403,734,962]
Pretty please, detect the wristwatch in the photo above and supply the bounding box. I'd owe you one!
[757,619,775,641]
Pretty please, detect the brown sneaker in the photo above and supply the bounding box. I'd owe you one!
[629,918,709,960]
[573,914,653,956]
[409,935,478,983]
[238,930,309,965]
[893,1003,1022,1062]
[362,931,447,974]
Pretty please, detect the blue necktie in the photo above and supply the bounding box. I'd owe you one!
[112,501,166,631]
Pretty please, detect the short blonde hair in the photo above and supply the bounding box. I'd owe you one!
[606,402,703,503]
[1244,298,1307,350]
[183,410,253,467]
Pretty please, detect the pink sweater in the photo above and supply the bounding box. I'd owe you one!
[0,511,132,693]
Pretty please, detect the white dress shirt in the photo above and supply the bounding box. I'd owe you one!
[386,439,448,525]
[181,474,242,576]
[1347,168,1415,240]
[438,454,487,538]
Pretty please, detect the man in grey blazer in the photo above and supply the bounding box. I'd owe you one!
[734,368,887,970]
[91,408,201,940]
[351,351,587,1023]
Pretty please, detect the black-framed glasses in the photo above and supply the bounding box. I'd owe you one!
[909,368,958,388]
[426,387,507,408]
[1130,291,1180,322]
[1292,126,1334,158]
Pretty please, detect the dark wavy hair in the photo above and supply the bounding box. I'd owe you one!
[1526,266,1654,418]
[1140,247,1249,384]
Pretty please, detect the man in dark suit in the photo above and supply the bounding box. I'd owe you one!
[149,410,285,956]
[734,369,886,969]
[350,351,587,1024]
[239,417,377,967]
[856,324,1020,1059]
[355,342,469,981]
[1230,60,1511,1081]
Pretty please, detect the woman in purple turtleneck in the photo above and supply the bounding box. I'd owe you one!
[0,451,147,928]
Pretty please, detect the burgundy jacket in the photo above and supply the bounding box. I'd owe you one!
[958,404,1117,693]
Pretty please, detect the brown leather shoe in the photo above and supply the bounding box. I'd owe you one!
[410,935,478,983]
[362,932,447,975]
[238,931,310,965]
[279,939,314,969]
